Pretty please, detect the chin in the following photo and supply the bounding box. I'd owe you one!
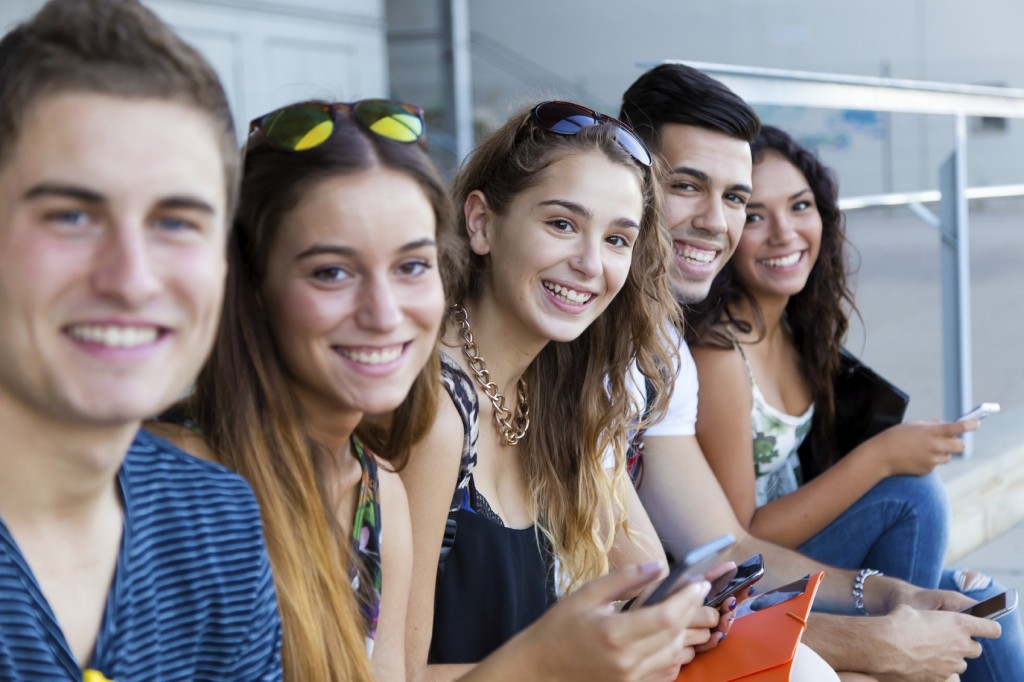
[671,280,713,306]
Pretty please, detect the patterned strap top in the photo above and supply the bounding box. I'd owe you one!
[730,340,815,507]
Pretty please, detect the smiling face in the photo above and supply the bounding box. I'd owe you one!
[469,150,643,347]
[260,166,444,420]
[0,92,228,430]
[658,124,752,304]
[733,151,823,303]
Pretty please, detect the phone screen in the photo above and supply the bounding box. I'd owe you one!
[705,554,764,607]
[960,589,1018,619]
[639,534,735,608]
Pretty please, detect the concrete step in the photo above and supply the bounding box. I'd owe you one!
[939,404,1024,562]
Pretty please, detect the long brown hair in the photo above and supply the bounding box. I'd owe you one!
[189,104,454,682]
[446,106,681,592]
[685,125,856,476]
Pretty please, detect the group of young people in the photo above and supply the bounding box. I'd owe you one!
[0,1,1020,681]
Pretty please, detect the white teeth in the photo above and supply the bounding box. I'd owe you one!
[543,281,592,304]
[67,325,159,348]
[338,345,403,365]
[674,244,716,264]
[762,252,801,268]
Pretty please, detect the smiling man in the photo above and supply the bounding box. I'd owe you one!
[0,1,281,680]
[619,63,1001,680]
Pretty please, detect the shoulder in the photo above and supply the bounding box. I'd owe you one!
[144,421,220,463]
[124,430,263,526]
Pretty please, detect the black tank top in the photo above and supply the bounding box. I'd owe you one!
[428,352,556,664]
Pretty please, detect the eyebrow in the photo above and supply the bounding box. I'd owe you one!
[747,188,813,210]
[296,237,437,260]
[23,182,216,214]
[670,166,752,196]
[539,198,640,231]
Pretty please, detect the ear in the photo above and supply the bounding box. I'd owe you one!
[464,190,494,256]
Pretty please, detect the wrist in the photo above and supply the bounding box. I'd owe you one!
[852,568,886,615]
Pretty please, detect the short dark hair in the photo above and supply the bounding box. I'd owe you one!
[619,63,760,152]
[0,0,239,214]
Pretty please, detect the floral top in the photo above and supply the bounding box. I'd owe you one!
[731,342,815,507]
[350,435,383,656]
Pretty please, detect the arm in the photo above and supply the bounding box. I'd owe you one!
[399,398,474,682]
[373,466,413,682]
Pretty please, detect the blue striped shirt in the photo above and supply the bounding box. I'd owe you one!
[0,430,283,681]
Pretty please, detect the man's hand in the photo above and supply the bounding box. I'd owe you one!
[870,605,1001,681]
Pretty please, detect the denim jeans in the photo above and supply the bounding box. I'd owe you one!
[795,473,1024,681]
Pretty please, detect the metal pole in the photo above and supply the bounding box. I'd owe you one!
[441,0,473,165]
[938,113,973,450]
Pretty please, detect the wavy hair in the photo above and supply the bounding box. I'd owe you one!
[685,125,856,476]
[446,105,681,593]
[187,104,454,682]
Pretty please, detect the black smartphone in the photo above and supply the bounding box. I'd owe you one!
[640,534,736,608]
[960,589,1018,620]
[704,553,765,608]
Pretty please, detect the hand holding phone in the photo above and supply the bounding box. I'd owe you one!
[705,553,765,608]
[959,402,1000,422]
[960,589,1017,620]
[638,534,736,608]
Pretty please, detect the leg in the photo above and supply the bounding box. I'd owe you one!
[797,473,949,588]
[941,569,1024,682]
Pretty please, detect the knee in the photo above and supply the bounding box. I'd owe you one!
[878,472,950,523]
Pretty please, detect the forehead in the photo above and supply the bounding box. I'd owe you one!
[0,91,227,215]
[657,123,752,184]
[276,166,436,252]
[751,151,810,199]
[525,151,643,208]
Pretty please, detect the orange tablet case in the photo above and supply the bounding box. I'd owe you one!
[677,571,824,682]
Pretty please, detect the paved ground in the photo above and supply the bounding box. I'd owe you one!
[958,521,1024,597]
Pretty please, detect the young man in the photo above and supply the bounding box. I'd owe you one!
[0,1,282,680]
[619,63,1002,681]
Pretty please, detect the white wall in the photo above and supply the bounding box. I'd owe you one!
[0,0,390,140]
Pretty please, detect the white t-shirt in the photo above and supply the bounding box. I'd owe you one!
[627,326,698,437]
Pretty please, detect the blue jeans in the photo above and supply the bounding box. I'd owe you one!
[795,473,1024,681]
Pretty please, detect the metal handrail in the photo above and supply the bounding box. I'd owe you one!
[840,184,1024,211]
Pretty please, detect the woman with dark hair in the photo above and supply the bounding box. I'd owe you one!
[401,101,736,681]
[148,99,451,682]
[686,125,1023,681]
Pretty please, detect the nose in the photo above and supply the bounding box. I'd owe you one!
[768,213,797,244]
[356,276,402,332]
[569,236,603,279]
[693,195,729,236]
[92,224,162,306]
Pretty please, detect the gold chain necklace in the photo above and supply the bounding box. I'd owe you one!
[450,304,530,446]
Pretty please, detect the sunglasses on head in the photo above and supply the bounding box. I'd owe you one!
[530,100,652,167]
[248,99,425,151]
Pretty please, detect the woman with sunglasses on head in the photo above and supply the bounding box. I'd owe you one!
[400,101,739,682]
[148,99,449,682]
[685,125,1021,681]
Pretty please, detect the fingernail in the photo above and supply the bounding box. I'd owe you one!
[719,632,727,642]
[639,561,665,575]
[695,580,712,598]
[748,586,756,596]
[728,598,737,611]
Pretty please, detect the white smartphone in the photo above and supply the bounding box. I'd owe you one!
[958,402,1001,422]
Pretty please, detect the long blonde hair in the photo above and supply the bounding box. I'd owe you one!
[446,107,681,592]
[190,106,453,682]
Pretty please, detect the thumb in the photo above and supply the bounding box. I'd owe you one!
[573,562,665,606]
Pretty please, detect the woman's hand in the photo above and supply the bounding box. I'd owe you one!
[508,563,711,682]
[868,420,978,477]
[690,562,739,654]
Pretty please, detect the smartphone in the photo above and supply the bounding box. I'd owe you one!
[958,402,1001,422]
[640,534,736,608]
[705,553,765,608]
[960,589,1018,620]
